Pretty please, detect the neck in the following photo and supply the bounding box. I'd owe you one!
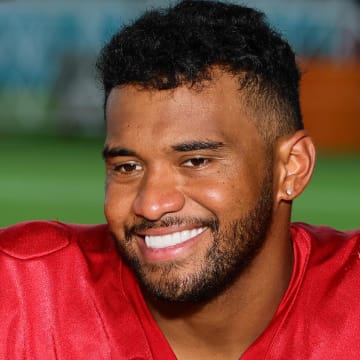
[146,217,294,360]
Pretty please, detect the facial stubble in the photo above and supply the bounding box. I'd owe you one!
[113,172,274,304]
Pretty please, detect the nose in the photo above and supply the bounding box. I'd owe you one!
[132,169,185,221]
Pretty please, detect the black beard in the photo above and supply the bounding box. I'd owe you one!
[113,174,273,305]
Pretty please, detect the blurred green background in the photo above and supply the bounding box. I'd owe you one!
[1,1,359,229]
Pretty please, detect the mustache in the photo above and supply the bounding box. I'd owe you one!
[125,216,219,238]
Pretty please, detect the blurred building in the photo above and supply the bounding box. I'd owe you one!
[0,0,359,150]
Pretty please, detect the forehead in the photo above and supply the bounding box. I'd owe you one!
[105,73,262,150]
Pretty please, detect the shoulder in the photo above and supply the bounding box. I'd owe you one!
[277,223,360,356]
[0,220,110,260]
[291,222,360,239]
[0,222,151,358]
[290,222,360,286]
[290,223,360,296]
[291,222,360,254]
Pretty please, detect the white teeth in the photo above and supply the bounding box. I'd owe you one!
[144,227,207,249]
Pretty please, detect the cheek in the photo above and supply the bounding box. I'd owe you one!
[187,172,261,218]
[187,182,247,217]
[104,188,117,225]
[200,186,229,205]
[104,183,133,226]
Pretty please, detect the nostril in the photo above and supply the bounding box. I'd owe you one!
[133,185,185,220]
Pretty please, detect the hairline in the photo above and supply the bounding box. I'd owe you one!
[104,66,297,149]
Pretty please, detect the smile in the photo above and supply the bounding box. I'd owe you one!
[144,227,207,249]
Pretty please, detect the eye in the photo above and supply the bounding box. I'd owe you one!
[182,157,209,168]
[114,161,143,174]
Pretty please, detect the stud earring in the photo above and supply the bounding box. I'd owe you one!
[286,189,293,196]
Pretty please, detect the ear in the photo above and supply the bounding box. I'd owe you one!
[274,130,316,203]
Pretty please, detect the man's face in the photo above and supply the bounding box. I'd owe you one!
[104,73,274,303]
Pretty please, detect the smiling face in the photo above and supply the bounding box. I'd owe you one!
[104,73,275,303]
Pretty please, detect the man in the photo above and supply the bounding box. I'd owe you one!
[0,1,359,359]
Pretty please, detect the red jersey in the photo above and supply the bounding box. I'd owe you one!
[0,221,359,359]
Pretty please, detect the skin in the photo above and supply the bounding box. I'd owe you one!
[103,72,316,359]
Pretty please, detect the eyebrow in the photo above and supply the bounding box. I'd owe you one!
[172,140,225,152]
[102,146,137,159]
[102,140,225,159]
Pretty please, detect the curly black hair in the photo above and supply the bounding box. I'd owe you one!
[96,0,303,142]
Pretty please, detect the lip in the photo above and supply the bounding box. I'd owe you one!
[136,226,209,262]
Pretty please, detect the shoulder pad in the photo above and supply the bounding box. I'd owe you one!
[0,221,70,260]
